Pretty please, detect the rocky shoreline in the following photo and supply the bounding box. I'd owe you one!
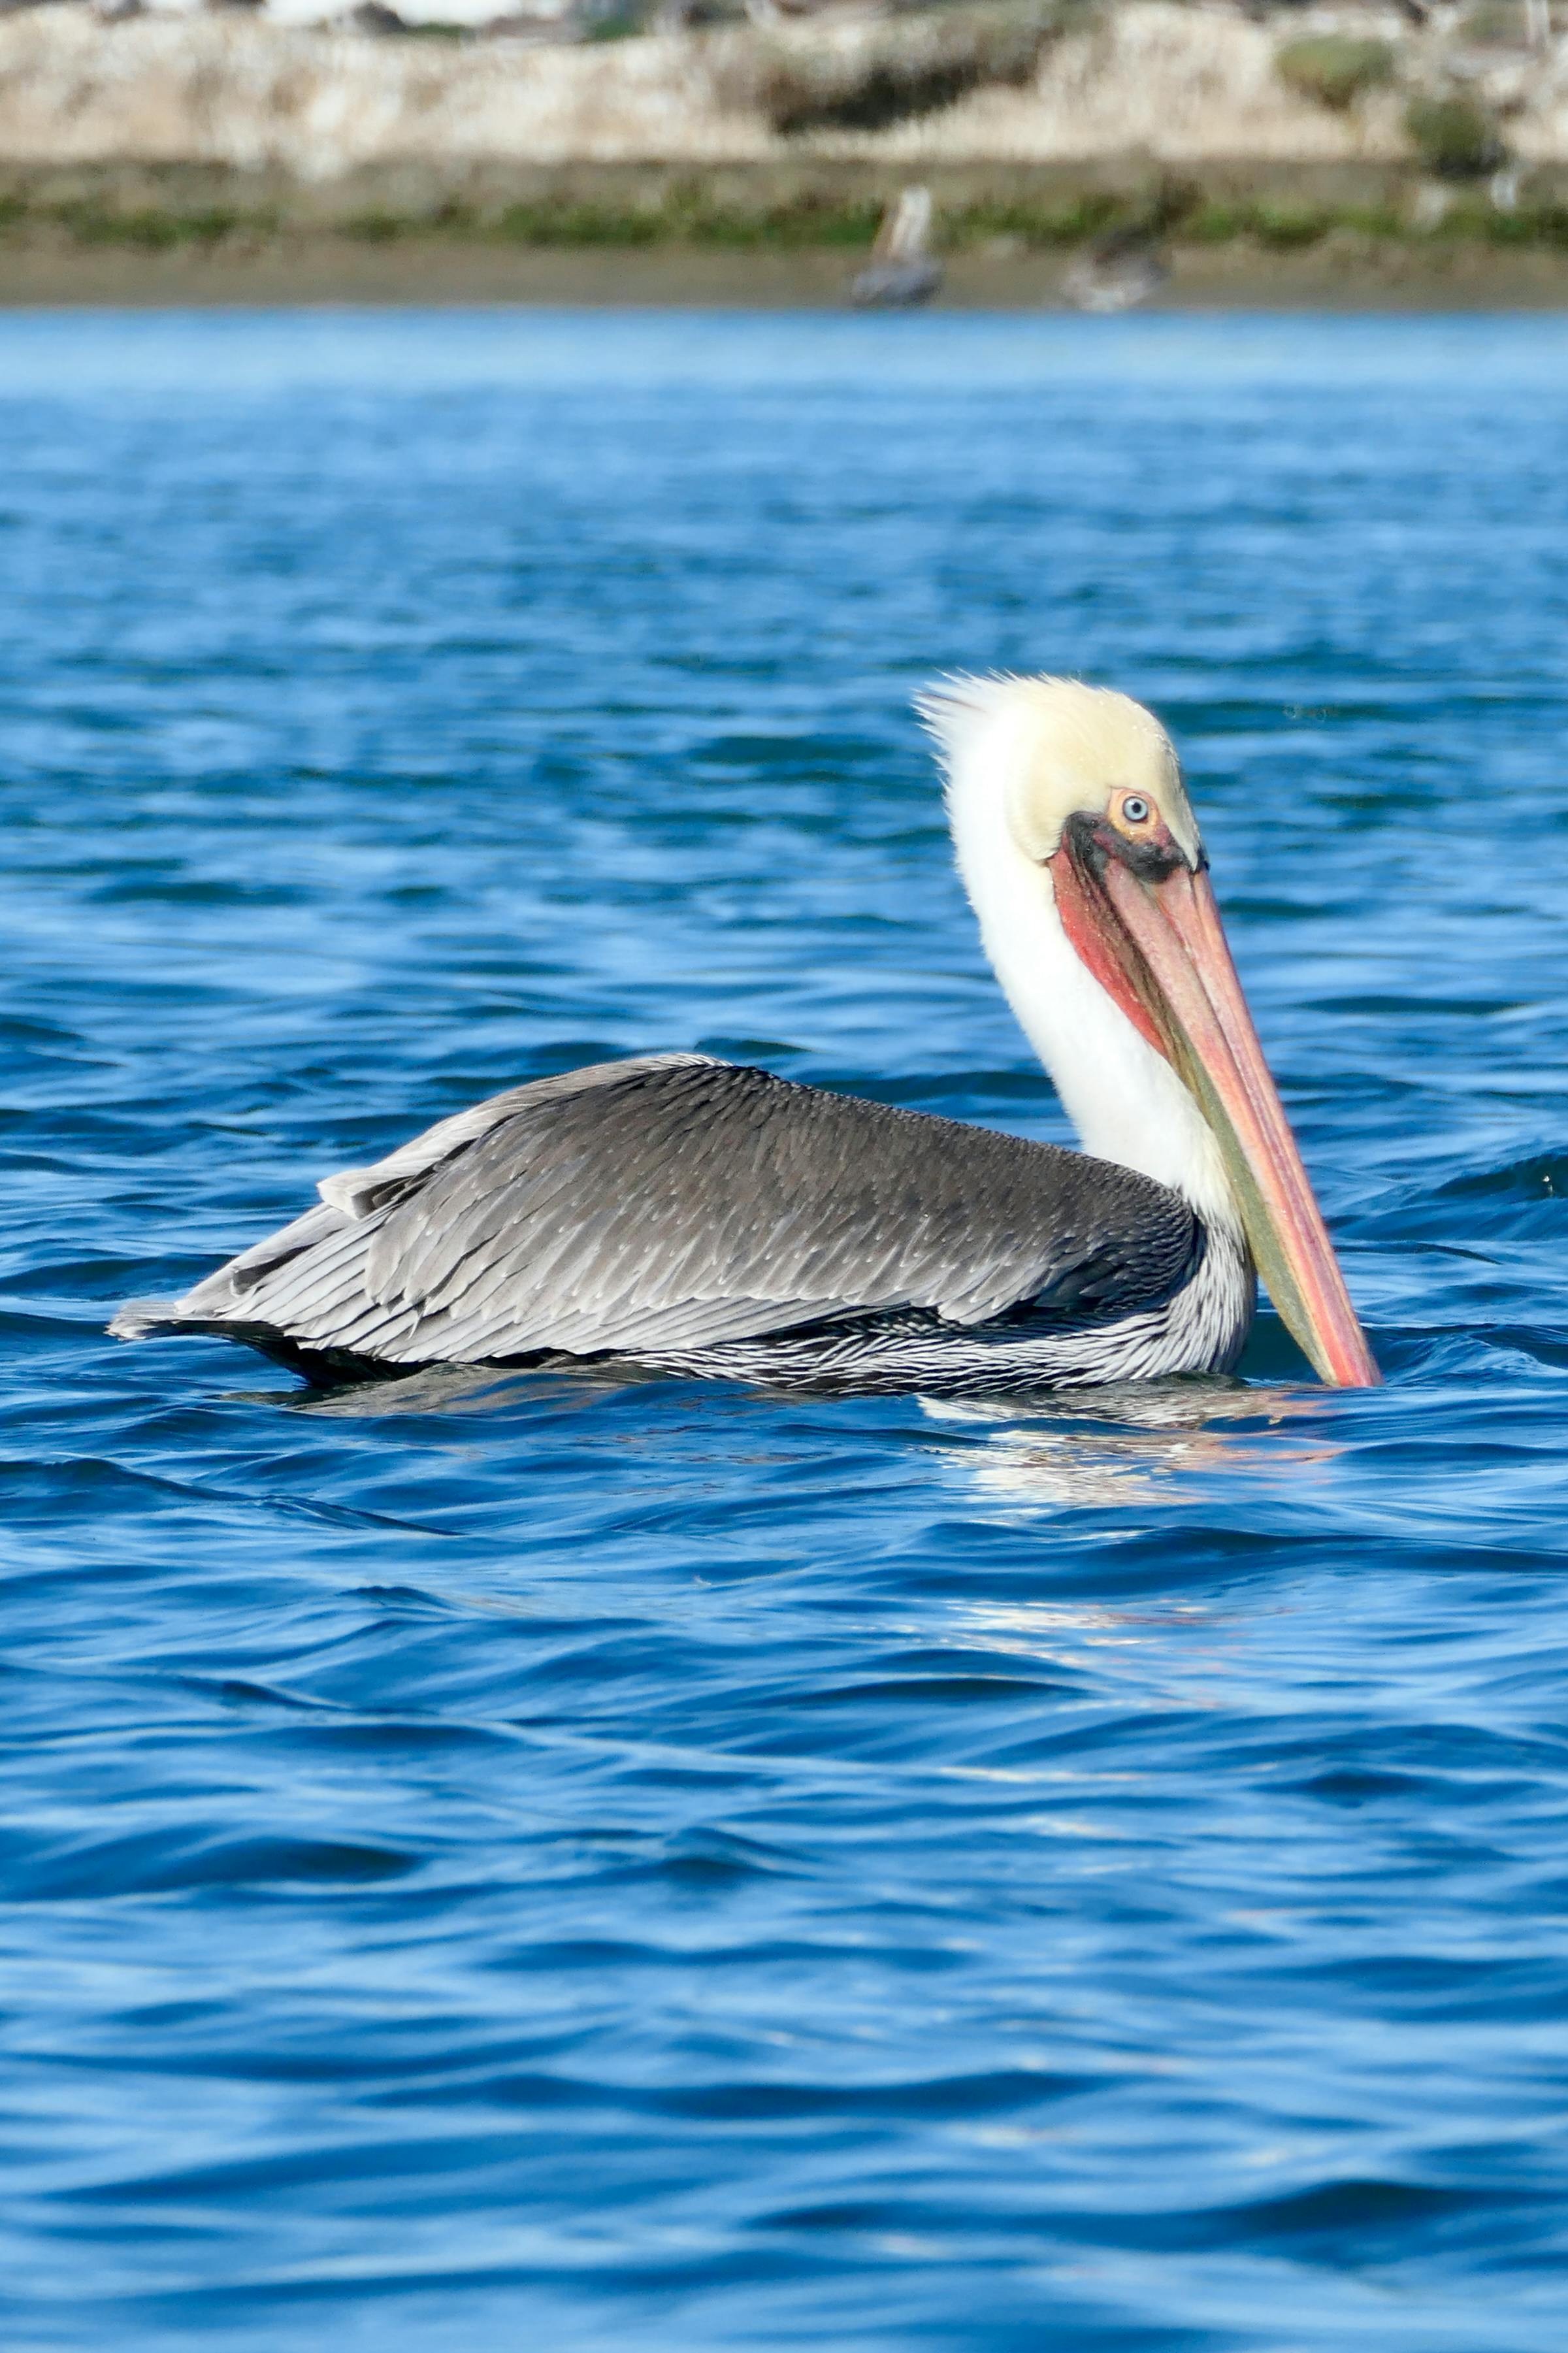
[5,2,1567,173]
[0,1,1564,302]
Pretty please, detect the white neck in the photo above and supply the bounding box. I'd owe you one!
[943,718,1238,1234]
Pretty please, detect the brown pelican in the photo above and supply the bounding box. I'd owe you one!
[851,188,943,311]
[111,678,1379,1394]
[1062,226,1170,316]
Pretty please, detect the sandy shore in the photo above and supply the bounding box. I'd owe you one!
[1,239,1563,310]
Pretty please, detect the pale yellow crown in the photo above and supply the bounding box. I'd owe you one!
[917,674,1201,867]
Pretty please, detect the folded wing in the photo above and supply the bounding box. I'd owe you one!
[114,1055,1199,1368]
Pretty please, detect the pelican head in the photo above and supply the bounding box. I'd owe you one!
[920,674,1378,1389]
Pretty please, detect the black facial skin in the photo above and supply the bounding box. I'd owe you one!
[1062,806,1203,887]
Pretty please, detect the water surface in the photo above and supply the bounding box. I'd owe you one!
[3,309,1568,2350]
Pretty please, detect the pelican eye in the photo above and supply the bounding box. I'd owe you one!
[1119,794,1152,826]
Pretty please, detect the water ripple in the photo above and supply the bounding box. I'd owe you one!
[0,310,1566,2352]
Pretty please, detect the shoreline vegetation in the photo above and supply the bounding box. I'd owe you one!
[1,162,1566,306]
[7,163,1568,259]
[0,0,1565,304]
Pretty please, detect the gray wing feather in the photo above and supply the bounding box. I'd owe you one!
[119,1055,1197,1366]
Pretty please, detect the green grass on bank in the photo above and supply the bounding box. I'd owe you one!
[7,199,273,251]
[3,184,1568,257]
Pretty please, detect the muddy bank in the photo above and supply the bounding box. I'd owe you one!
[4,0,1566,307]
[1,233,1563,307]
[0,156,1565,305]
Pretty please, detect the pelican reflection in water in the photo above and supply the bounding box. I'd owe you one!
[113,678,1377,1397]
[922,1381,1344,1512]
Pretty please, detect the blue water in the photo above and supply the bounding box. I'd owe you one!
[3,308,1568,2351]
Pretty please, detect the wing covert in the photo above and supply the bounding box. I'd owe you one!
[142,1057,1200,1367]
